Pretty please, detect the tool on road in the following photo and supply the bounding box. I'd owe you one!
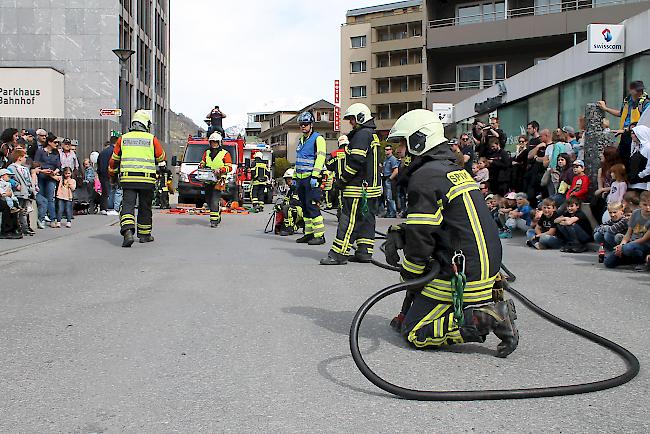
[348,237,640,401]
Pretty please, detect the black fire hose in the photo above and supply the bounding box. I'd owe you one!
[350,261,640,401]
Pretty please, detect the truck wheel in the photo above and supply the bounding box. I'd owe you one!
[178,195,189,205]
[196,199,205,209]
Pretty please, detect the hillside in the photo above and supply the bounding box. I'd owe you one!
[168,110,204,157]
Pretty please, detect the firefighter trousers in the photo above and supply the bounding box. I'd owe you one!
[282,204,303,232]
[205,184,222,224]
[296,177,324,238]
[251,184,265,209]
[330,196,378,260]
[402,294,465,348]
[120,187,153,237]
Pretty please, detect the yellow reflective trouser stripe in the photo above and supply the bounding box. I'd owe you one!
[343,186,382,198]
[120,214,135,226]
[462,192,489,280]
[421,276,496,303]
[408,303,463,348]
[447,182,479,202]
[210,211,221,221]
[332,198,359,255]
[356,238,374,253]
[403,258,425,275]
[312,216,325,237]
[137,223,152,234]
[304,217,314,235]
[121,175,156,184]
[406,210,443,226]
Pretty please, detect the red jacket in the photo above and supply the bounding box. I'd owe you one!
[566,174,590,200]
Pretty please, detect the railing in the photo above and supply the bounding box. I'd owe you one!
[426,79,504,93]
[428,0,646,28]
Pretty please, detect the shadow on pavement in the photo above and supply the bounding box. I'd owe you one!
[175,217,209,227]
[88,233,123,247]
[271,246,327,260]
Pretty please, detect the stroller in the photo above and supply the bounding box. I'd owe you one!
[73,178,100,215]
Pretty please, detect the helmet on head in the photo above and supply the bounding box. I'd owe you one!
[283,168,295,179]
[337,135,349,147]
[209,132,222,142]
[132,110,152,132]
[297,111,315,125]
[387,109,447,156]
[254,152,263,159]
[158,161,167,168]
[343,103,373,124]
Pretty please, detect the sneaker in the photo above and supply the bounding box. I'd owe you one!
[37,220,45,229]
[99,210,108,215]
[499,230,512,239]
[65,222,71,228]
[534,242,545,250]
[571,243,587,253]
[44,216,51,222]
[526,239,534,248]
[107,210,119,216]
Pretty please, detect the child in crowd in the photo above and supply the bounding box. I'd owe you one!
[594,202,629,251]
[0,169,21,213]
[82,158,96,184]
[602,163,628,222]
[486,194,505,231]
[550,153,574,207]
[622,191,640,218]
[605,191,650,270]
[526,198,561,249]
[505,193,532,235]
[54,167,76,228]
[498,192,517,238]
[555,196,593,253]
[472,158,490,183]
[566,159,590,201]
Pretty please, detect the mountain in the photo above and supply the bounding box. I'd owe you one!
[225,124,246,138]
[168,110,204,158]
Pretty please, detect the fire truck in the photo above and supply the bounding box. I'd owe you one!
[176,135,246,207]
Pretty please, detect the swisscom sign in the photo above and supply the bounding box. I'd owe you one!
[587,24,625,54]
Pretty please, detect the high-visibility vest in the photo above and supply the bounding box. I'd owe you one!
[119,131,156,185]
[295,132,321,176]
[205,149,229,171]
[620,93,648,129]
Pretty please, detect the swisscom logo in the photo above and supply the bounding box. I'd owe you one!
[602,28,613,42]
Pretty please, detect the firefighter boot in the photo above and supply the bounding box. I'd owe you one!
[308,236,326,246]
[139,234,155,244]
[296,234,314,244]
[465,300,519,358]
[122,230,135,248]
[348,252,373,263]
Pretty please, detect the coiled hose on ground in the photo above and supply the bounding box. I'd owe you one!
[349,239,640,401]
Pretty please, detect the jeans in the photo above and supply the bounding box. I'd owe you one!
[56,199,73,222]
[384,179,396,217]
[538,234,564,249]
[100,177,113,211]
[3,196,16,208]
[526,229,536,241]
[113,186,123,211]
[593,231,624,251]
[557,224,591,245]
[604,242,650,268]
[36,176,57,222]
[505,218,529,233]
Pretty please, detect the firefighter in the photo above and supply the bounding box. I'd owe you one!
[109,109,166,247]
[320,104,381,265]
[155,161,172,209]
[324,135,349,217]
[277,168,303,236]
[251,151,269,212]
[294,111,326,245]
[199,132,232,228]
[321,169,334,210]
[384,109,518,358]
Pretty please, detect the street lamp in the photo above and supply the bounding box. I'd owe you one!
[113,48,135,133]
[112,48,135,62]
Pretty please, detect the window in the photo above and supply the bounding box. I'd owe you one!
[351,61,367,73]
[560,73,603,128]
[351,36,366,48]
[457,1,505,25]
[528,86,559,131]
[351,86,367,98]
[534,0,561,15]
[457,62,506,90]
[377,80,390,94]
[534,57,548,65]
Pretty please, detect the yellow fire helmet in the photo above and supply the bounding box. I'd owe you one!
[387,109,447,156]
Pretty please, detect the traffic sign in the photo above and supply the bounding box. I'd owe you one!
[100,108,122,117]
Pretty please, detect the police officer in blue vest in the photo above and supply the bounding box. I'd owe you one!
[294,111,327,245]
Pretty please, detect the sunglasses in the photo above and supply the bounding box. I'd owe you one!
[518,140,526,143]
[461,137,469,141]
[299,123,311,127]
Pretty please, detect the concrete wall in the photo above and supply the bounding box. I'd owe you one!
[341,22,372,113]
[0,1,121,119]
[453,8,650,122]
[0,67,65,117]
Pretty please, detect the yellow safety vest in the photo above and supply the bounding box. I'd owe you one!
[120,131,156,185]
[620,93,648,130]
[205,149,229,171]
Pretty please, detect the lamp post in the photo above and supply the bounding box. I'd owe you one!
[113,48,135,133]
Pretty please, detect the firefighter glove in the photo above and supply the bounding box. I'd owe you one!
[310,177,319,189]
[384,224,405,267]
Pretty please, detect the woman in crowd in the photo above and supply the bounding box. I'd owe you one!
[511,135,529,192]
[34,133,61,228]
[0,128,20,168]
[549,153,573,207]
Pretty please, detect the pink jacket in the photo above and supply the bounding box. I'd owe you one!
[56,178,76,201]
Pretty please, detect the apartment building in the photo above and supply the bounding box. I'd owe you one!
[257,100,339,161]
[424,0,650,112]
[340,1,426,135]
[245,112,274,140]
[0,1,170,143]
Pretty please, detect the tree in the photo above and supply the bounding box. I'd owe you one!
[274,157,291,179]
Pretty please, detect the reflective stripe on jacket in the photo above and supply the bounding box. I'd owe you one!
[119,131,156,184]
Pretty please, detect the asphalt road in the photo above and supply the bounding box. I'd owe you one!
[1,209,648,433]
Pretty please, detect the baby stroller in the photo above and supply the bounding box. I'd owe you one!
[73,179,100,215]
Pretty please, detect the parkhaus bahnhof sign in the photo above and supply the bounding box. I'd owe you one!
[0,67,64,118]
[588,24,625,54]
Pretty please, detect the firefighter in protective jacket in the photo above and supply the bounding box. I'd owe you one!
[109,110,166,248]
[251,152,269,212]
[321,104,381,265]
[199,132,232,227]
[384,109,519,358]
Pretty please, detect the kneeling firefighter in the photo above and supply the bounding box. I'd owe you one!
[199,132,232,228]
[275,168,303,236]
[320,104,381,265]
[109,109,166,247]
[384,109,519,358]
[251,152,270,212]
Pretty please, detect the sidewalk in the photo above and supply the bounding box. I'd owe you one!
[0,214,118,255]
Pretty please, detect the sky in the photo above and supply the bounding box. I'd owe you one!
[170,0,380,130]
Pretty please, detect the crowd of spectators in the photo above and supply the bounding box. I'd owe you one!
[0,127,122,240]
[447,80,650,272]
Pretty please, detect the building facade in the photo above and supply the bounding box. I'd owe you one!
[341,0,426,135]
[257,100,339,162]
[0,0,170,143]
[424,0,650,112]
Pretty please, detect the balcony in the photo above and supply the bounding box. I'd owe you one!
[372,36,423,53]
[427,0,650,49]
[371,63,423,79]
[372,90,423,105]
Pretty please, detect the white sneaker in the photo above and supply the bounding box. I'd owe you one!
[99,210,108,215]
[65,222,72,228]
[37,220,45,229]
[44,216,51,222]
[107,210,119,216]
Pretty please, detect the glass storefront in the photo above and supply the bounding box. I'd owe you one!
[560,73,603,129]
[528,86,559,133]
[603,62,625,128]
[498,100,528,150]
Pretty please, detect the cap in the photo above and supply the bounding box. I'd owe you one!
[485,194,495,201]
[562,126,575,135]
[25,129,36,136]
[448,138,459,145]
[573,159,585,167]
[0,169,15,177]
[515,192,528,200]
[505,192,517,200]
[62,138,72,144]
